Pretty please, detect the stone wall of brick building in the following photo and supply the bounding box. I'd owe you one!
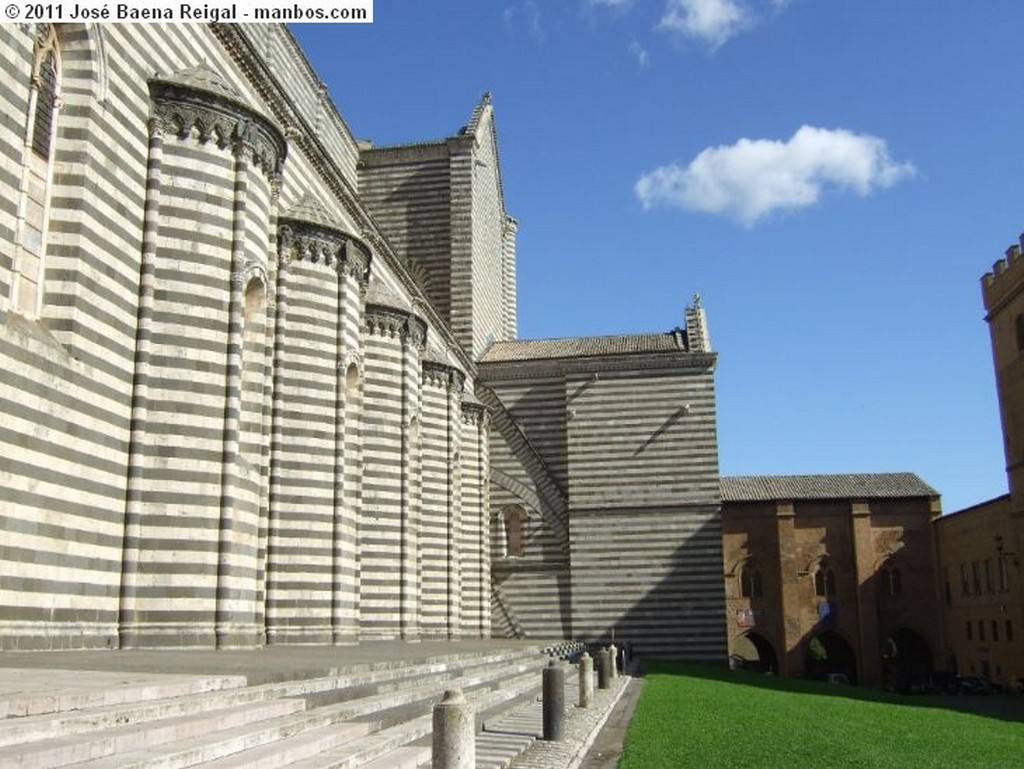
[932,240,1024,690]
[722,475,941,688]
[934,495,1023,690]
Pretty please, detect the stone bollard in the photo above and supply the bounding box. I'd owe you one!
[542,657,565,741]
[608,644,618,678]
[597,648,611,690]
[578,651,594,708]
[432,689,474,769]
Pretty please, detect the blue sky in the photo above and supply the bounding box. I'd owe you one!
[293,1,1024,513]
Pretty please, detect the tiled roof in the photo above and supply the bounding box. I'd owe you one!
[479,332,686,363]
[720,473,938,502]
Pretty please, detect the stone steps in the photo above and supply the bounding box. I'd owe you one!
[0,670,247,720]
[0,642,587,769]
[0,698,306,769]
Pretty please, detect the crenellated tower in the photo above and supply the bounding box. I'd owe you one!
[982,235,1024,509]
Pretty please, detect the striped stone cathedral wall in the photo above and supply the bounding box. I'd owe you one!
[358,145,453,323]
[420,362,464,638]
[460,401,491,637]
[0,23,495,650]
[565,365,726,659]
[0,25,145,649]
[267,220,368,644]
[360,305,426,639]
[118,66,286,649]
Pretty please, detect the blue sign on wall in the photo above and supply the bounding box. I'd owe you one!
[818,601,838,624]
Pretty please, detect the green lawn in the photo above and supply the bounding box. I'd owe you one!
[618,663,1024,769]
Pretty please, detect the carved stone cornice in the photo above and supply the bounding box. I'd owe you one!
[363,305,426,350]
[276,220,371,285]
[149,64,286,176]
[461,399,489,427]
[406,315,427,351]
[423,360,467,393]
[364,306,407,339]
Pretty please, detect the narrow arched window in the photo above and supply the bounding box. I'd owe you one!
[740,564,763,598]
[814,563,836,598]
[15,25,61,318]
[880,565,902,597]
[32,45,58,157]
[1016,314,1024,353]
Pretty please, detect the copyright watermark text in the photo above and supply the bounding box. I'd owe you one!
[4,0,372,22]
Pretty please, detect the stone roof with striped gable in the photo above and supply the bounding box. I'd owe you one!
[479,331,688,363]
[720,473,939,502]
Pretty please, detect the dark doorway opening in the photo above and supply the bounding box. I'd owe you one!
[731,631,778,674]
[882,627,933,693]
[805,630,857,684]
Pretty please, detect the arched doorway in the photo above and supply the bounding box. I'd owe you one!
[805,630,857,684]
[882,628,933,693]
[732,631,778,674]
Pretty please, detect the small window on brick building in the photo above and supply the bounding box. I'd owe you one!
[961,563,970,596]
[880,565,902,597]
[966,621,972,641]
[978,620,985,642]
[814,563,836,598]
[740,564,763,599]
[992,620,999,642]
[1016,314,1024,353]
[998,558,1009,593]
[985,559,994,594]
[1007,620,1014,641]
[972,561,982,595]
[943,567,951,607]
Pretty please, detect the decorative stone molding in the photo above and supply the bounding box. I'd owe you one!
[364,306,409,340]
[478,351,718,382]
[149,63,286,176]
[339,350,363,377]
[242,261,268,290]
[276,194,372,285]
[406,315,427,351]
[461,400,488,427]
[363,305,427,350]
[423,361,467,393]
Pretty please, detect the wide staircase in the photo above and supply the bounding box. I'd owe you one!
[0,642,585,769]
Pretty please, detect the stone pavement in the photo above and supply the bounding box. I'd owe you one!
[0,641,644,768]
[497,666,641,769]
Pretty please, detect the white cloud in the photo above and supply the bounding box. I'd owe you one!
[504,2,544,40]
[659,0,750,47]
[589,0,636,8]
[635,126,916,226]
[656,0,796,47]
[629,39,651,67]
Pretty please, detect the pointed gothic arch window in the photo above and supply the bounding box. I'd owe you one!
[740,562,763,598]
[14,25,61,318]
[814,561,836,598]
